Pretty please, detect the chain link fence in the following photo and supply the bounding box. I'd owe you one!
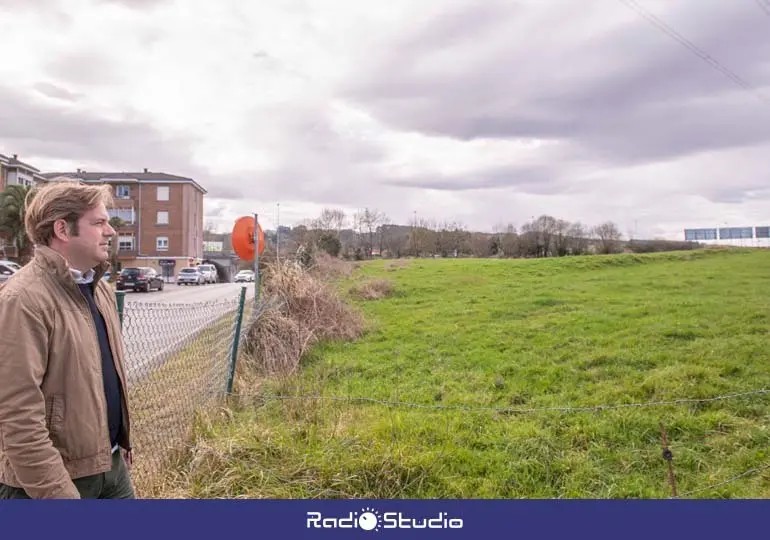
[117,288,251,494]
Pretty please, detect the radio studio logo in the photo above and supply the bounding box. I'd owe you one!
[306,506,464,531]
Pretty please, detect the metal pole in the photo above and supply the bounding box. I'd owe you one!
[226,285,247,395]
[254,213,260,306]
[276,202,280,264]
[115,290,125,327]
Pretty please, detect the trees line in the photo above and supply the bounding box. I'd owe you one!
[1,187,704,265]
[270,208,703,261]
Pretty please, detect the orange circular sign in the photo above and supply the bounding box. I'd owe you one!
[232,215,265,261]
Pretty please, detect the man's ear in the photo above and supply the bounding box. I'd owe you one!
[53,219,71,242]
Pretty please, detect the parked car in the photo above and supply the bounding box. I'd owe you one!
[0,260,22,272]
[116,267,164,292]
[234,269,255,283]
[0,263,17,284]
[197,264,218,284]
[176,267,205,286]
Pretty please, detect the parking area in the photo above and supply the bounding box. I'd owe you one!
[121,281,255,305]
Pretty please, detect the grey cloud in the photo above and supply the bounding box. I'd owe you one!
[382,163,576,195]
[33,82,81,102]
[202,200,236,226]
[228,100,388,202]
[0,83,377,204]
[343,1,770,172]
[94,0,171,9]
[0,84,210,185]
[205,201,229,218]
[697,169,770,205]
[396,0,515,53]
[0,0,71,24]
[0,0,56,8]
[45,50,118,87]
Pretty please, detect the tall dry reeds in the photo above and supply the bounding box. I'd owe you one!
[241,259,364,377]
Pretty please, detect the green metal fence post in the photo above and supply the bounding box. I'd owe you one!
[115,290,126,327]
[226,286,248,394]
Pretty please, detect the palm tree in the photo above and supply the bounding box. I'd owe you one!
[0,184,35,264]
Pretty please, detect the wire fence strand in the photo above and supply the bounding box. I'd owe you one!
[228,388,770,415]
[122,293,246,491]
[114,287,770,499]
[672,462,770,499]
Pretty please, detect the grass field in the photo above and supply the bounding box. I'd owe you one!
[165,249,770,499]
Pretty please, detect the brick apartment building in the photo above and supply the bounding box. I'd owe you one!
[41,169,207,278]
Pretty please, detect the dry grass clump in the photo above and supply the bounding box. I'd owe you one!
[308,251,355,280]
[349,278,395,300]
[241,260,365,376]
[385,259,410,271]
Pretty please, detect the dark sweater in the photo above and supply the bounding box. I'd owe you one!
[78,282,122,448]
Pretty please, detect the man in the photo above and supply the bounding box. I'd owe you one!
[0,180,134,499]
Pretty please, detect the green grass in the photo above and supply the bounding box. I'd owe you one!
[171,248,770,499]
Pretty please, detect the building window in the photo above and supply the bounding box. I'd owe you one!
[115,185,130,199]
[157,186,169,201]
[718,227,753,240]
[108,208,135,224]
[156,236,169,251]
[684,228,717,241]
[157,211,169,225]
[118,235,135,251]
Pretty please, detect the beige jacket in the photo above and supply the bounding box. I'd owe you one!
[0,246,132,498]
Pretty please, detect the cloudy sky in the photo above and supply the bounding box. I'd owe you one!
[1,0,769,239]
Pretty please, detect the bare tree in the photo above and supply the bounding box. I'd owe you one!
[498,223,518,257]
[353,207,386,258]
[469,232,493,257]
[520,218,548,257]
[408,214,433,256]
[313,208,347,235]
[377,214,391,255]
[567,222,590,255]
[385,227,407,258]
[552,219,571,257]
[593,221,623,254]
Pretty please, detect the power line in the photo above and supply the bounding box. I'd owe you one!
[756,0,770,18]
[617,0,770,105]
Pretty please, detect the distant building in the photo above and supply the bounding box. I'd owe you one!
[0,153,48,190]
[41,169,207,276]
[0,152,48,260]
[684,226,770,248]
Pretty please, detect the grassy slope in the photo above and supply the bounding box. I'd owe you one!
[173,249,770,499]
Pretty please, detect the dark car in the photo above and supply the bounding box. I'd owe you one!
[116,267,164,292]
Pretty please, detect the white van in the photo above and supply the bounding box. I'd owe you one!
[197,264,218,284]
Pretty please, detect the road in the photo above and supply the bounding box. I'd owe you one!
[122,281,256,304]
[120,282,257,385]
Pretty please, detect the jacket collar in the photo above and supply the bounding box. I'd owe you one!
[33,245,110,284]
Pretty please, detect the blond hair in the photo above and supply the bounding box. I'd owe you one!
[25,179,114,246]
